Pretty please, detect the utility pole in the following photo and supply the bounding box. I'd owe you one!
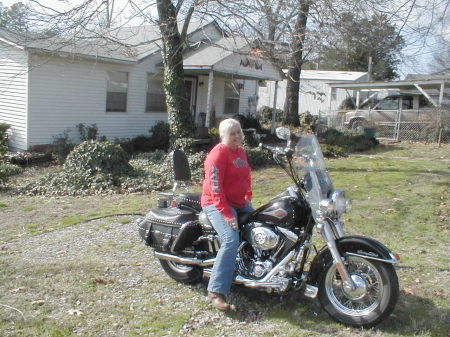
[367,56,373,82]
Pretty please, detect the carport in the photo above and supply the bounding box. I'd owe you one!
[328,76,449,109]
[326,75,449,143]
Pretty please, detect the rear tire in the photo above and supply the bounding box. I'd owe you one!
[318,255,399,328]
[158,259,203,283]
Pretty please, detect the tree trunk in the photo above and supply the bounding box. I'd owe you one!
[283,1,309,126]
[156,0,195,142]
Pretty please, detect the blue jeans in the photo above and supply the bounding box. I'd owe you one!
[203,203,254,295]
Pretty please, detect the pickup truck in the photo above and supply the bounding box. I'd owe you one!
[344,94,434,131]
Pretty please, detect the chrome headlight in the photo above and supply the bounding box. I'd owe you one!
[330,189,349,214]
[319,198,335,214]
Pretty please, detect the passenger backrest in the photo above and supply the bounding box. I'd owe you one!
[171,150,191,182]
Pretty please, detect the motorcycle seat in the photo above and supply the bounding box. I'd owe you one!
[176,193,202,212]
[147,207,197,225]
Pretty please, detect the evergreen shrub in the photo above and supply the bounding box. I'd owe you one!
[0,123,10,157]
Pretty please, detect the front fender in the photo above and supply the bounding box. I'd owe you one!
[307,236,399,286]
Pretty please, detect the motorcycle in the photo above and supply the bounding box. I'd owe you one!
[137,127,400,328]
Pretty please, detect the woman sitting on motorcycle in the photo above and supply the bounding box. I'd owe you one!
[201,118,253,311]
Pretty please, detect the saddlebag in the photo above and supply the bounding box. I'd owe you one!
[138,207,202,253]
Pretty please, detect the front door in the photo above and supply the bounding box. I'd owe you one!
[184,78,197,121]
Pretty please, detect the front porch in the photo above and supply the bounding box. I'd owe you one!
[181,38,284,127]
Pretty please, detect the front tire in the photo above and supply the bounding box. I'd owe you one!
[158,259,203,283]
[318,256,399,328]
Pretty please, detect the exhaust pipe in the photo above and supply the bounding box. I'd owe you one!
[154,251,215,267]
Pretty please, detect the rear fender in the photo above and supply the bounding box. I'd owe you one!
[307,236,399,286]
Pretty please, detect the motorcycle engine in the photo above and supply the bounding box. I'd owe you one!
[248,224,279,250]
[237,222,283,279]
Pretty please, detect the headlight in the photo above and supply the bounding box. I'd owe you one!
[319,199,335,214]
[330,189,349,214]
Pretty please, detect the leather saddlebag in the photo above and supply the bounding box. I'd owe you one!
[138,207,202,253]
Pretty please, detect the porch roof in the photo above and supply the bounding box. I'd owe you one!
[182,38,284,81]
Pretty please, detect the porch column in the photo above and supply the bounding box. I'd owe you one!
[205,70,214,127]
[327,86,332,112]
[271,81,279,134]
[438,82,444,106]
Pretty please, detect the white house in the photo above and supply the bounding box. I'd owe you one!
[257,70,368,115]
[0,21,283,151]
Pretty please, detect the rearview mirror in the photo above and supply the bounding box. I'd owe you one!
[275,127,291,140]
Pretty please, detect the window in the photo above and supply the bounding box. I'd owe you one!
[401,96,413,110]
[224,81,240,115]
[376,97,399,110]
[146,73,167,112]
[106,71,128,112]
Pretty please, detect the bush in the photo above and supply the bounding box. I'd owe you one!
[321,144,346,158]
[320,128,379,153]
[24,140,133,195]
[234,114,262,131]
[0,123,10,157]
[208,128,220,144]
[76,123,98,141]
[150,121,170,151]
[52,129,74,164]
[171,137,197,154]
[299,111,318,133]
[0,161,22,184]
[257,106,283,126]
[245,146,275,169]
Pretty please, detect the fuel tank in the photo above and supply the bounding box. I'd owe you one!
[251,194,309,230]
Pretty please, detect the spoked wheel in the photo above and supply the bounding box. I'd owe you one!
[158,259,203,283]
[319,256,399,328]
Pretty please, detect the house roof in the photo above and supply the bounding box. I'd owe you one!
[0,21,222,63]
[301,70,368,81]
[281,69,367,81]
[183,37,249,69]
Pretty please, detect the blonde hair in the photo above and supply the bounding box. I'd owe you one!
[219,118,244,143]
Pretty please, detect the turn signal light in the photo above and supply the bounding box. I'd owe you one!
[393,253,401,261]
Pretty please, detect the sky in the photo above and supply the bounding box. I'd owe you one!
[2,0,447,78]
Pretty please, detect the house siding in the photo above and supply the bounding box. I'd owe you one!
[258,79,360,115]
[27,54,166,147]
[0,42,28,151]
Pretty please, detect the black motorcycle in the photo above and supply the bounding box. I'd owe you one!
[137,127,400,328]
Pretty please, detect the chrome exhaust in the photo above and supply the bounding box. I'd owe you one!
[154,251,215,267]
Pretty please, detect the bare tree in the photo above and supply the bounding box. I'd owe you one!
[197,0,449,125]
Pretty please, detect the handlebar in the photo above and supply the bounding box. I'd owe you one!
[258,143,285,154]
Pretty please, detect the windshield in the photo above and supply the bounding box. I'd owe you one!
[294,134,334,219]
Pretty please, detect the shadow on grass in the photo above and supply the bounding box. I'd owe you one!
[357,144,407,155]
[188,285,448,337]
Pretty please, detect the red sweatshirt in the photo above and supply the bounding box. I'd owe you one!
[201,143,252,220]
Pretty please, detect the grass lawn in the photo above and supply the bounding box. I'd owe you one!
[0,142,448,337]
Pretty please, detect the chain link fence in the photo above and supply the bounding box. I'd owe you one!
[318,107,450,143]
